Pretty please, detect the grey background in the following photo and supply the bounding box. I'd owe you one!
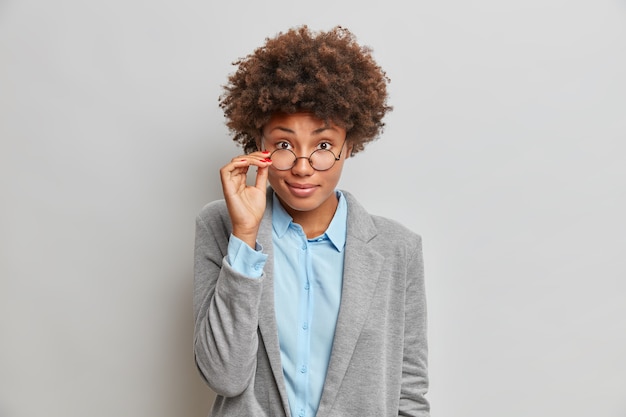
[1,0,625,416]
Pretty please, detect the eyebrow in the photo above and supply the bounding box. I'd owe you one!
[268,126,338,135]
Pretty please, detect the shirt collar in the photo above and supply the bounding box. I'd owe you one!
[272,190,348,252]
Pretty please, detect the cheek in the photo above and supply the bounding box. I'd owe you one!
[267,169,282,186]
[327,163,345,181]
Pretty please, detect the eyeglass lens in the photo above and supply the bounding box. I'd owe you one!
[270,149,337,171]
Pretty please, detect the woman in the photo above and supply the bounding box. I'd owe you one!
[194,25,429,417]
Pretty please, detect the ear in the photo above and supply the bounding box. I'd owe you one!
[346,141,354,158]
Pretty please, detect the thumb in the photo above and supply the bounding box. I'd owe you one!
[254,165,269,191]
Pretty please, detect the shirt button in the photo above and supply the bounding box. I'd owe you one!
[253,263,262,271]
[301,243,307,250]
[302,322,308,330]
[299,410,305,417]
[300,365,307,373]
[304,283,310,291]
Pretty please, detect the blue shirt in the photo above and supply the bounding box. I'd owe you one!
[227,191,347,417]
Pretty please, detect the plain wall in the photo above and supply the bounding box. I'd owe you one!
[1,0,625,416]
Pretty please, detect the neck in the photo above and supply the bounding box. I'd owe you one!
[281,194,339,239]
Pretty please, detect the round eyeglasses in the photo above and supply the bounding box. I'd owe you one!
[268,139,347,171]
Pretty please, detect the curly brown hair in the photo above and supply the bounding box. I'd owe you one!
[218,25,392,155]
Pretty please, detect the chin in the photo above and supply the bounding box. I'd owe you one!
[273,186,331,212]
[276,193,320,212]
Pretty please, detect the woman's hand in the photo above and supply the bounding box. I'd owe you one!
[219,151,272,248]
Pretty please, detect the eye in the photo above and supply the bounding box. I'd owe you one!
[276,141,292,150]
[317,142,332,151]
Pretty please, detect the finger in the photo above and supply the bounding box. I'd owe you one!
[220,160,248,181]
[254,163,270,190]
[230,150,270,163]
[228,156,272,171]
[220,157,270,190]
[223,156,270,181]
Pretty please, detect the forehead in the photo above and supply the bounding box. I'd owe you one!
[263,112,344,136]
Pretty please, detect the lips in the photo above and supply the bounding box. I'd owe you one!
[288,182,316,189]
[286,182,318,197]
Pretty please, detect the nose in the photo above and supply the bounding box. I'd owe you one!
[291,156,314,176]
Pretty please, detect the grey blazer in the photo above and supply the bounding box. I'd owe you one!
[194,190,429,417]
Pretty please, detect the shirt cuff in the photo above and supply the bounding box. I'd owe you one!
[226,234,268,279]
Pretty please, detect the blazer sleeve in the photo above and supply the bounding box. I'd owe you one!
[399,235,430,416]
[193,205,265,397]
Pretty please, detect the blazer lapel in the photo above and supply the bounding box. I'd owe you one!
[256,190,292,415]
[316,192,385,416]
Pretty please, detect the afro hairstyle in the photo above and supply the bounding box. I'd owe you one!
[218,25,392,155]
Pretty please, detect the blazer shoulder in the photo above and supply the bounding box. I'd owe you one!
[196,199,231,229]
[342,190,422,246]
[370,214,422,245]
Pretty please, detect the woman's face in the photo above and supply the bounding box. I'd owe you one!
[261,112,350,218]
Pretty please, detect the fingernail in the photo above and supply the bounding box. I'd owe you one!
[240,159,246,162]
[262,150,270,154]
[262,158,272,162]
